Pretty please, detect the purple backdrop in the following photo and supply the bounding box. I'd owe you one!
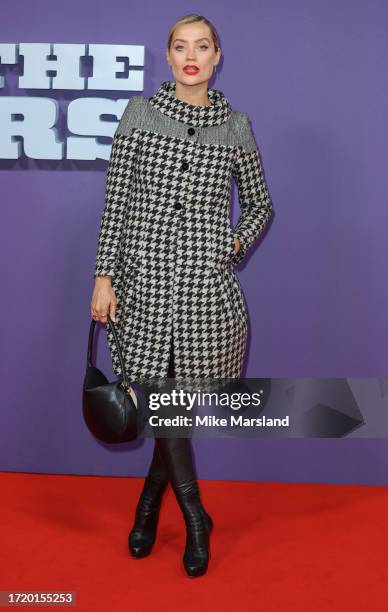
[1,0,387,484]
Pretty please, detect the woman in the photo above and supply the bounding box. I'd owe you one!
[90,14,273,577]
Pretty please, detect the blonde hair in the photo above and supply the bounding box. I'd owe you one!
[167,14,221,52]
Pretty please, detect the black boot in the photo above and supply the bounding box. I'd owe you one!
[128,442,169,558]
[176,478,212,577]
[156,437,213,577]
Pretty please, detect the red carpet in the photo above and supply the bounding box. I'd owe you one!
[1,471,388,610]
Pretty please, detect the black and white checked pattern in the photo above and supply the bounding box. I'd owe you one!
[94,80,273,385]
[148,79,232,127]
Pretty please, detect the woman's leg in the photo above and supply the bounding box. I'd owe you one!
[155,336,213,577]
[127,340,174,558]
[146,440,169,485]
[127,443,169,558]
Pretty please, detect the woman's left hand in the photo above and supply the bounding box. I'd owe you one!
[234,236,241,254]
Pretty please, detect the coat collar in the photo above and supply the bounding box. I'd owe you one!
[148,80,232,128]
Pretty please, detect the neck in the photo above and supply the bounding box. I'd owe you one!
[173,80,212,107]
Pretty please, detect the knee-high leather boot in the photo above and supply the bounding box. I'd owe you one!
[128,440,169,558]
[156,436,213,577]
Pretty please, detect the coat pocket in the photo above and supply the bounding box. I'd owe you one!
[221,227,237,264]
[218,266,248,327]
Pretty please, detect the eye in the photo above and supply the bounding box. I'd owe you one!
[174,45,184,51]
[199,45,209,50]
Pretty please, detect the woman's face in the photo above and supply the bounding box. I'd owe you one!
[166,22,221,88]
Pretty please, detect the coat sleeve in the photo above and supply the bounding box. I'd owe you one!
[230,113,273,265]
[93,98,141,279]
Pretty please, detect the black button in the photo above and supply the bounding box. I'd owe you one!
[188,127,195,135]
[181,161,189,171]
[174,203,182,210]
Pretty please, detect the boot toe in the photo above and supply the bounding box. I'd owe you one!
[129,541,154,558]
[183,551,209,576]
[128,531,155,557]
[184,559,209,576]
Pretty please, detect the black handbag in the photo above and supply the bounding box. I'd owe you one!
[82,313,139,443]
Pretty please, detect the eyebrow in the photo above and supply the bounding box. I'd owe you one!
[172,37,210,43]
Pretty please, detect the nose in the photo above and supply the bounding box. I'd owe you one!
[185,47,197,61]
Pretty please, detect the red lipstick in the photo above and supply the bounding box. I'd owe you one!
[183,65,199,75]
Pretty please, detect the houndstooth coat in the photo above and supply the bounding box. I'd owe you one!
[93,80,273,385]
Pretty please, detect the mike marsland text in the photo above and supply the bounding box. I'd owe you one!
[148,415,290,428]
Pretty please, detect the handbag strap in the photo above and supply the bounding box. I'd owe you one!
[87,313,130,386]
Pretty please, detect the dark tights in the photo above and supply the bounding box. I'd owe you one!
[133,334,211,577]
[145,335,198,493]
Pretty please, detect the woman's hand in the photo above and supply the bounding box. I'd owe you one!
[91,276,117,323]
[233,236,241,254]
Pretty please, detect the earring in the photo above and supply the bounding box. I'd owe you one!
[213,65,217,75]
